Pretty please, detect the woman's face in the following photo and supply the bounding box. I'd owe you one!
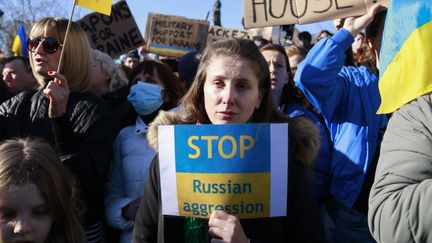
[260,50,288,95]
[352,33,365,54]
[204,56,262,124]
[0,184,53,243]
[29,36,61,77]
[288,54,304,76]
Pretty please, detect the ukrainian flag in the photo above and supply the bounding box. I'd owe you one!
[11,23,28,57]
[76,0,112,16]
[377,1,432,114]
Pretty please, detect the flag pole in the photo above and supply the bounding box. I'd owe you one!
[57,0,77,73]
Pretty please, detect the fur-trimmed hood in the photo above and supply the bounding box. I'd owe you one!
[147,111,320,169]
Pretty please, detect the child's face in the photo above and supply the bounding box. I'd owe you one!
[0,184,53,243]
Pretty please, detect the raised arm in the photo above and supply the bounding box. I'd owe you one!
[294,4,382,119]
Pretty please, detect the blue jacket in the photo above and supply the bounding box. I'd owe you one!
[283,102,333,202]
[294,29,385,207]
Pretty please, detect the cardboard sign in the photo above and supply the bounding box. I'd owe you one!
[158,124,288,219]
[78,1,144,57]
[145,13,209,58]
[243,0,389,28]
[207,26,250,44]
[208,26,283,45]
[248,26,282,44]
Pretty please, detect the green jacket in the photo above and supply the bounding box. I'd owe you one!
[369,93,432,242]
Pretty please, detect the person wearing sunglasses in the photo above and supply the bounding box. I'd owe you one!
[0,17,115,243]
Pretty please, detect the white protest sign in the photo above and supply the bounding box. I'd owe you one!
[243,0,389,28]
[158,124,288,219]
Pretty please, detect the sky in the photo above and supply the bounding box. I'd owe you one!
[127,0,245,31]
[0,0,335,54]
[77,0,335,39]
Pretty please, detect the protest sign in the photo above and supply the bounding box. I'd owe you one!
[207,26,284,45]
[207,26,250,44]
[248,26,284,44]
[145,13,209,58]
[158,124,288,219]
[78,1,144,57]
[243,0,389,28]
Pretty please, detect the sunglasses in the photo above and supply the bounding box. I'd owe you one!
[27,37,63,54]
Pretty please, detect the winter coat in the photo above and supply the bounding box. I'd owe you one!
[0,89,114,227]
[105,116,156,243]
[132,111,326,243]
[283,102,333,202]
[294,28,385,207]
[368,93,432,243]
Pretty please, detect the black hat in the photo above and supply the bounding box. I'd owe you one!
[126,50,140,60]
[178,51,199,86]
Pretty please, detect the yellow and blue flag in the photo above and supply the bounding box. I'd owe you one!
[377,1,432,114]
[76,0,112,16]
[11,22,28,57]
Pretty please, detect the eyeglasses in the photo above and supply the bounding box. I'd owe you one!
[27,37,63,54]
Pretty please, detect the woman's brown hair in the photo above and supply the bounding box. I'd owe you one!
[259,43,310,109]
[129,60,186,107]
[0,138,83,243]
[181,38,287,124]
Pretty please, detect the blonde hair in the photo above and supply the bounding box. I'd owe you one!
[91,49,128,93]
[0,137,83,243]
[29,17,92,92]
[285,44,307,59]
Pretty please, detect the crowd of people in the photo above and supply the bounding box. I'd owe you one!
[0,2,429,243]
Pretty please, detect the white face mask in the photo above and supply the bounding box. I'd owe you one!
[127,81,164,115]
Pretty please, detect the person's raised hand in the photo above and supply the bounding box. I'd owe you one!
[43,71,70,118]
[343,3,383,37]
[208,210,248,243]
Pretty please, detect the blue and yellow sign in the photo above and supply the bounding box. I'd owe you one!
[145,13,209,58]
[158,124,288,219]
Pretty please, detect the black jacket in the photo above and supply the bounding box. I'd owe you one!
[0,89,114,227]
[132,111,327,243]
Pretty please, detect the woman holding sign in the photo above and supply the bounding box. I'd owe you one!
[0,18,114,242]
[132,38,326,242]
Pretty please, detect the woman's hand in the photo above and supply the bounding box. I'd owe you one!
[208,210,248,243]
[43,71,70,118]
[343,3,383,37]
